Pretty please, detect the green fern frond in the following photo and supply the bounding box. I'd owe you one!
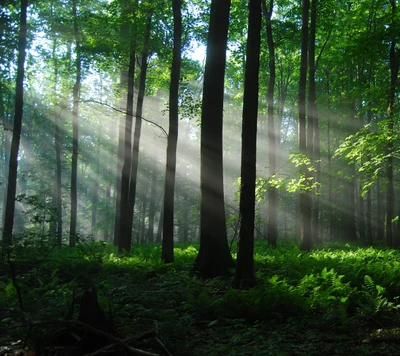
[363,275,377,296]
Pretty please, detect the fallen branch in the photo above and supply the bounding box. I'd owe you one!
[84,330,161,356]
[62,320,161,356]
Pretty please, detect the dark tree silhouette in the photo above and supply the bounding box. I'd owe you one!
[69,0,81,247]
[262,0,277,247]
[162,0,182,263]
[193,0,235,278]
[299,0,312,251]
[233,0,262,289]
[3,0,28,246]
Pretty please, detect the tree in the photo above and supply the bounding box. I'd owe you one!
[69,0,81,247]
[117,31,136,252]
[233,0,262,289]
[162,0,182,263]
[193,0,235,278]
[262,0,277,247]
[308,0,319,244]
[118,6,152,253]
[298,0,312,251]
[385,0,398,247]
[3,0,28,246]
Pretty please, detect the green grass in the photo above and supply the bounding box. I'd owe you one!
[2,238,400,355]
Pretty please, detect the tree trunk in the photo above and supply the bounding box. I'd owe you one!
[262,0,277,248]
[113,71,127,247]
[346,173,357,242]
[298,0,311,251]
[120,14,152,252]
[69,0,81,247]
[193,0,235,278]
[162,0,182,263]
[146,157,157,243]
[51,32,63,246]
[233,0,261,289]
[308,0,320,245]
[3,0,28,246]
[385,0,398,246]
[118,47,136,252]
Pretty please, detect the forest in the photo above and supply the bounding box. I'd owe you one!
[1,0,400,354]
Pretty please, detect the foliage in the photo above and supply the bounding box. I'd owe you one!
[2,240,400,354]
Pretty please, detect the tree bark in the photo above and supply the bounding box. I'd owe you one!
[308,0,320,245]
[120,14,152,252]
[3,0,28,246]
[69,0,81,247]
[262,0,277,248]
[385,0,398,246]
[298,0,311,251]
[193,0,235,278]
[233,0,262,289]
[162,0,182,263]
[118,46,136,252]
[113,71,127,247]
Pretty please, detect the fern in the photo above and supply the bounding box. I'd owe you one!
[360,275,398,317]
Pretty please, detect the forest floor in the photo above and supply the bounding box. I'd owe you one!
[2,239,400,355]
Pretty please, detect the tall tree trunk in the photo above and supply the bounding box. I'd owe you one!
[365,110,373,245]
[3,0,28,246]
[193,0,235,278]
[298,0,311,251]
[376,177,384,241]
[326,72,333,241]
[113,71,127,246]
[308,0,320,245]
[120,14,152,252]
[69,0,81,247]
[346,172,357,242]
[146,157,157,243]
[233,0,262,289]
[140,177,149,243]
[51,30,63,246]
[262,0,277,248]
[386,0,398,246]
[118,47,136,252]
[91,125,101,236]
[162,0,182,263]
[156,208,163,243]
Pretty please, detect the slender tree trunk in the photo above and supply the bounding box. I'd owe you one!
[113,71,127,247]
[233,0,262,289]
[51,33,63,246]
[69,0,81,247]
[194,0,235,278]
[121,14,151,252]
[346,172,357,242]
[146,157,157,243]
[376,178,384,241]
[118,47,136,252]
[156,208,163,243]
[308,0,320,245]
[140,177,149,243]
[3,0,28,246]
[91,125,101,236]
[358,182,366,243]
[386,0,398,246]
[299,0,311,251]
[262,0,277,248]
[162,0,182,263]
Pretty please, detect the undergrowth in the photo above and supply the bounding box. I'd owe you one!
[2,237,400,355]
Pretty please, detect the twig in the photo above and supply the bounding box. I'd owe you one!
[80,100,168,138]
[62,320,161,356]
[154,332,173,356]
[84,330,158,356]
